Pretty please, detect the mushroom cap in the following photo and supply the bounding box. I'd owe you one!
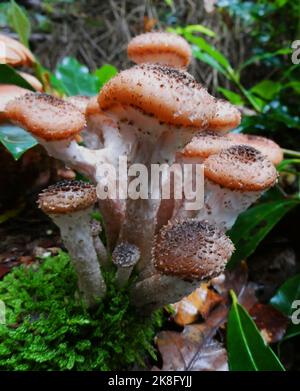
[0,84,29,122]
[5,93,86,141]
[0,34,35,67]
[99,63,218,129]
[208,100,241,132]
[228,133,283,165]
[204,145,278,191]
[18,72,43,92]
[127,32,192,68]
[66,95,90,114]
[180,131,231,159]
[153,219,234,280]
[112,242,141,268]
[38,180,97,215]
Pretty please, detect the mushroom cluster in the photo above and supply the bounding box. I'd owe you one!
[4,32,281,310]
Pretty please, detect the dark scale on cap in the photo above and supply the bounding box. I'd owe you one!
[38,180,97,214]
[112,242,140,268]
[153,219,234,280]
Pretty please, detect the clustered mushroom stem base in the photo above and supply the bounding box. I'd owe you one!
[52,210,106,307]
[131,274,200,312]
[115,267,134,288]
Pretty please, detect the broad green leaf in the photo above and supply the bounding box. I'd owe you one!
[185,24,216,37]
[270,274,300,317]
[227,291,285,371]
[0,3,10,27]
[250,80,282,101]
[0,64,34,91]
[227,199,299,269]
[93,64,117,88]
[7,0,31,48]
[192,47,227,76]
[238,83,264,112]
[0,124,37,160]
[218,87,244,105]
[51,57,99,97]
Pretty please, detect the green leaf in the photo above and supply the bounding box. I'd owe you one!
[277,159,300,172]
[51,57,99,97]
[185,24,216,37]
[218,87,244,105]
[0,64,34,91]
[185,32,234,75]
[7,0,31,48]
[239,48,291,71]
[0,124,37,160]
[250,80,282,101]
[192,47,227,76]
[283,324,300,341]
[270,274,300,317]
[93,64,117,88]
[227,290,285,371]
[227,199,299,269]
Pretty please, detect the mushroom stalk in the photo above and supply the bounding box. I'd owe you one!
[90,220,109,269]
[52,209,106,307]
[131,274,199,311]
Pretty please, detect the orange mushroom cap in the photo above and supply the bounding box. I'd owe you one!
[204,145,278,191]
[0,34,35,67]
[127,32,192,69]
[5,93,86,141]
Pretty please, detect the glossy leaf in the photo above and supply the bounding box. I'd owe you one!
[7,0,31,47]
[51,57,99,96]
[239,48,291,71]
[192,47,227,76]
[227,199,299,269]
[185,24,216,37]
[227,291,285,371]
[0,124,37,160]
[250,80,282,101]
[94,64,117,88]
[0,64,34,91]
[270,274,300,317]
[218,87,244,105]
[277,159,300,172]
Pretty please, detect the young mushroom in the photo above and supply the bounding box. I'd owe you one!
[182,145,278,231]
[38,180,106,307]
[98,63,240,274]
[127,31,192,69]
[112,242,140,287]
[0,34,35,67]
[90,219,109,269]
[131,219,234,310]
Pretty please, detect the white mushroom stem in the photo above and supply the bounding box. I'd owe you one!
[90,220,110,269]
[131,274,199,311]
[174,179,262,231]
[52,208,106,307]
[115,267,134,288]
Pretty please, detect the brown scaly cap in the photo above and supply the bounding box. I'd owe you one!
[208,100,241,132]
[180,131,231,159]
[99,63,217,129]
[5,93,86,141]
[153,219,234,280]
[204,145,278,191]
[0,34,35,67]
[66,96,90,114]
[112,242,140,268]
[127,32,192,68]
[228,133,283,165]
[0,84,29,122]
[38,180,97,215]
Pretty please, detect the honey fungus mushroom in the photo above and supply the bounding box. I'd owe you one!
[0,34,35,67]
[112,242,140,287]
[131,219,234,310]
[38,180,106,307]
[98,63,241,274]
[185,145,278,231]
[127,32,192,69]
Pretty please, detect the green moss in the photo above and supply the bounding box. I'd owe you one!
[0,252,163,370]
